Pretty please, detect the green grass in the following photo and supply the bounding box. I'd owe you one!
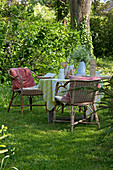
[0,59,113,170]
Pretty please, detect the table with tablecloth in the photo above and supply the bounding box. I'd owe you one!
[38,78,69,110]
[38,76,111,123]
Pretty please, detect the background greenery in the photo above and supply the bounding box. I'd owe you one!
[0,1,81,83]
[1,0,113,83]
[90,13,113,59]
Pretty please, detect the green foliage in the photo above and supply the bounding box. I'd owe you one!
[0,125,16,170]
[0,125,8,155]
[53,0,69,22]
[0,1,80,83]
[34,3,55,21]
[98,78,113,114]
[79,17,94,57]
[96,77,113,139]
[33,0,52,6]
[90,13,113,59]
[68,45,91,64]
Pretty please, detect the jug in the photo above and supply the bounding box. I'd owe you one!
[58,69,65,79]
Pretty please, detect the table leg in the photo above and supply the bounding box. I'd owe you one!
[47,108,54,123]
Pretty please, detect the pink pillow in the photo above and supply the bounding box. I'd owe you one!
[10,68,36,91]
[61,92,70,103]
[61,76,101,103]
[70,75,101,88]
[69,75,101,81]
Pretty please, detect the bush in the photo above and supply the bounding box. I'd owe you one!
[90,13,113,59]
[0,1,80,82]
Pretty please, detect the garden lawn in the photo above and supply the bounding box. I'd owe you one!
[0,59,113,170]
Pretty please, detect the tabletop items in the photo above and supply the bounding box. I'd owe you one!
[96,71,101,76]
[60,62,75,79]
[76,61,86,76]
[60,59,103,78]
[44,73,56,78]
[58,69,65,79]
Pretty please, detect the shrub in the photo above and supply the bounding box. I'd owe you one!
[68,45,91,64]
[90,13,113,59]
[0,1,80,82]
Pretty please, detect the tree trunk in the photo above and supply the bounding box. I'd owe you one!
[69,0,92,29]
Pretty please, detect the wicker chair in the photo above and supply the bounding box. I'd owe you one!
[7,67,50,114]
[53,79,100,132]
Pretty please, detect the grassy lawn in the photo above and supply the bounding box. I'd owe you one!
[0,59,113,170]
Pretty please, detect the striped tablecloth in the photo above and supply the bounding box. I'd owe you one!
[38,78,69,111]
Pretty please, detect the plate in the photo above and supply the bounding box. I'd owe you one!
[44,73,56,78]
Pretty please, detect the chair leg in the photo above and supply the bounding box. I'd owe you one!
[7,91,15,112]
[92,104,100,129]
[61,104,64,114]
[89,114,94,122]
[48,109,53,123]
[20,94,23,115]
[71,105,74,132]
[53,106,56,127]
[29,96,32,111]
[83,106,87,119]
[45,102,47,112]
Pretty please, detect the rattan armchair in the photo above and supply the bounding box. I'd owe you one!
[7,67,50,114]
[53,79,100,132]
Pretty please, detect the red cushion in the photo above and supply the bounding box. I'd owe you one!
[10,68,36,91]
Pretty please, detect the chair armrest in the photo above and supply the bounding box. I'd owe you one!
[55,81,71,96]
[36,76,51,79]
[30,70,38,78]
[30,70,51,79]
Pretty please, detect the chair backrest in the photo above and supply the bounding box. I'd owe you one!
[70,80,100,104]
[9,68,36,91]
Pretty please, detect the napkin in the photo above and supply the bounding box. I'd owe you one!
[44,73,56,78]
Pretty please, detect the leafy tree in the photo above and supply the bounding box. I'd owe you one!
[0,0,80,83]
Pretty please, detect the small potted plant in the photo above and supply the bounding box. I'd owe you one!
[69,45,91,76]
